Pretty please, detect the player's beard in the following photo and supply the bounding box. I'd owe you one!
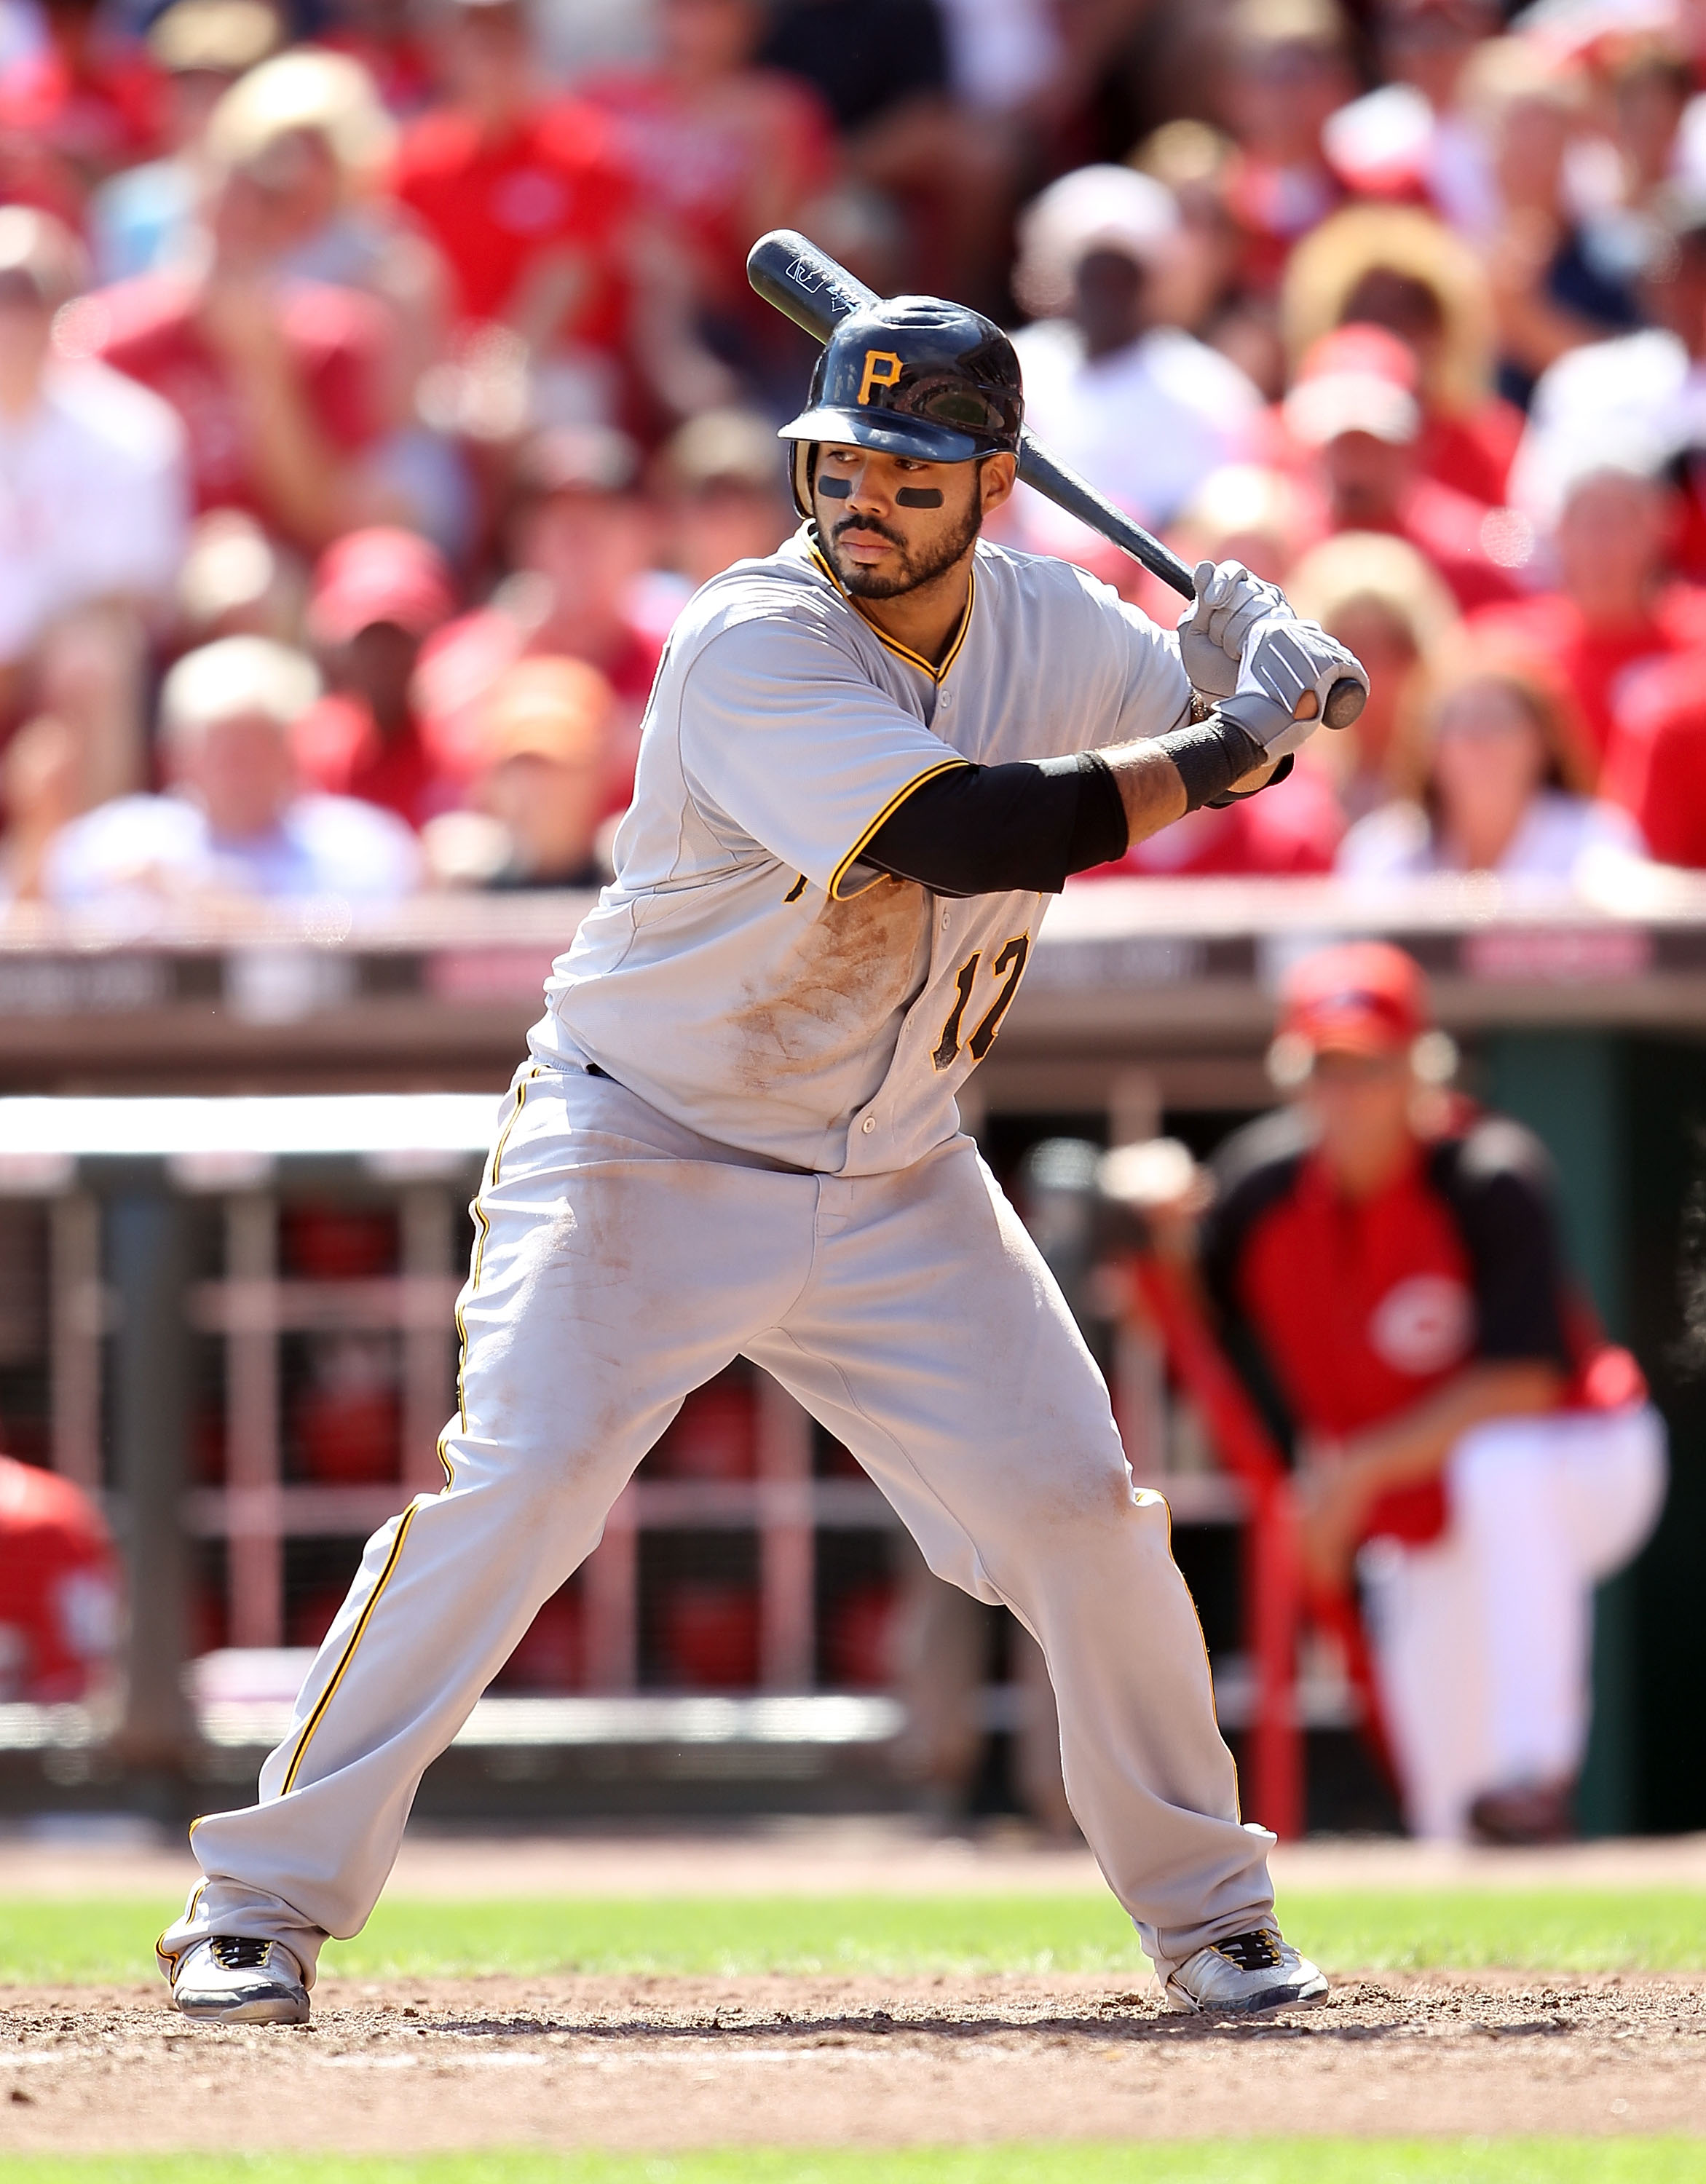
[823,493,982,600]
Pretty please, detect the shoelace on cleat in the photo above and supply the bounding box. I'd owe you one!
[1210,1929,1284,1972]
[209,1936,274,1971]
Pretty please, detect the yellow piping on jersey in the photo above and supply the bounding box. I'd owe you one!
[828,759,969,902]
[279,1498,422,1795]
[156,1879,208,1976]
[1149,1485,1236,1819]
[808,539,978,687]
[284,1067,539,1794]
[445,1067,540,1472]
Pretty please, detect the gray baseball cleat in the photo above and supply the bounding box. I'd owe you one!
[170,1935,309,2024]
[1164,1928,1328,2016]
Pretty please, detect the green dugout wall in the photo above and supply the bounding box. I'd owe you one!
[1486,1033,1706,1835]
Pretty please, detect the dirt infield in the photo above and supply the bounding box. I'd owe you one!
[3,1971,1705,2153]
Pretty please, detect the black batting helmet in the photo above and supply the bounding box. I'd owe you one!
[778,296,1024,516]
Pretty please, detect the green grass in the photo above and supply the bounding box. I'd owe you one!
[8,1889,1706,1986]
[3,2148,1705,2183]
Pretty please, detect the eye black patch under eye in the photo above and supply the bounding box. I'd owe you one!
[896,486,944,508]
[817,475,853,498]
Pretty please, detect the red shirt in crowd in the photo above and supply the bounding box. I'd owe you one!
[415,602,660,816]
[390,101,632,349]
[1087,756,1342,879]
[1201,1109,1580,1546]
[0,37,163,182]
[1418,405,1524,510]
[291,695,467,831]
[1350,475,1529,613]
[1601,650,1706,867]
[575,66,834,309]
[71,272,384,531]
[1469,589,1706,769]
[0,1455,119,1704]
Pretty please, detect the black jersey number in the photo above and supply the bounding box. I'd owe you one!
[931,933,1030,1072]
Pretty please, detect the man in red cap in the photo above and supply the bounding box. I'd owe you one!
[1190,941,1665,1841]
[291,526,462,830]
[1282,326,1531,612]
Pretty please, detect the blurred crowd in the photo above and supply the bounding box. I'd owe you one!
[9,0,1706,911]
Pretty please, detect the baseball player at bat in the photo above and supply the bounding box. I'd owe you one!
[160,293,1367,2026]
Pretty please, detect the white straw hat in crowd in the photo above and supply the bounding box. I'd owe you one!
[1012,164,1181,320]
[159,636,321,753]
[204,45,396,187]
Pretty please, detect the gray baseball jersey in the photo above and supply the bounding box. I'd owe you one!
[529,527,1190,1171]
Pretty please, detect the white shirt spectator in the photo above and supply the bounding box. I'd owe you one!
[44,633,423,914]
[1338,789,1644,884]
[44,789,422,910]
[1011,318,1263,545]
[0,358,187,664]
[1509,328,1700,529]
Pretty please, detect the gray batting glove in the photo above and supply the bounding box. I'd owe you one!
[1177,558,1289,700]
[1218,613,1370,760]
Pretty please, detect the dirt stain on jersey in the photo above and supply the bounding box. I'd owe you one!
[729,878,932,1089]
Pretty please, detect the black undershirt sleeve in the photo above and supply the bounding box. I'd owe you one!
[1429,1123,1574,1369]
[861,703,1289,899]
[862,752,1128,898]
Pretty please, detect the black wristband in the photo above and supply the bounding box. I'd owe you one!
[1154,713,1269,813]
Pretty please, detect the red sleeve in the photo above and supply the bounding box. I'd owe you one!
[291,695,375,798]
[390,114,441,209]
[1420,403,1524,507]
[280,285,388,452]
[534,98,637,245]
[1230,762,1341,873]
[1659,585,1706,651]
[1602,660,1706,867]
[1633,720,1706,867]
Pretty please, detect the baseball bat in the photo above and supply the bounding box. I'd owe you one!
[748,229,1366,732]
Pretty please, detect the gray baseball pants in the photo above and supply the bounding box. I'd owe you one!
[160,1061,1275,1987]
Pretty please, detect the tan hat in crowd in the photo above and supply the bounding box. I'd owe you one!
[148,0,282,76]
[657,408,786,496]
[480,658,614,769]
[205,44,395,185]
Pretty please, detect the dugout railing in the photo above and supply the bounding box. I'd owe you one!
[0,1091,1325,1820]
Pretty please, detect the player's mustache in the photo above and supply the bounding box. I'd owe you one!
[832,514,908,550]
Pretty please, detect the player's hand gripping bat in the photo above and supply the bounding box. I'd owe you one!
[747,229,1367,733]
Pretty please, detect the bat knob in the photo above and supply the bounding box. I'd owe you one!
[1323,677,1367,730]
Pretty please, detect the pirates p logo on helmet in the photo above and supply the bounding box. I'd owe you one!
[857,350,904,405]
